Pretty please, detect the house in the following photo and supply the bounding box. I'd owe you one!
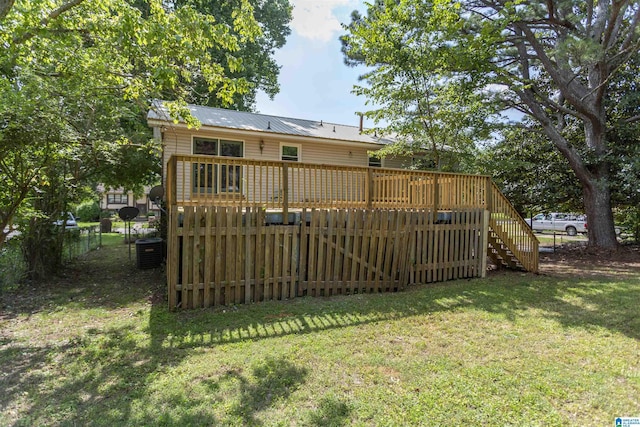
[147,102,414,189]
[97,184,161,217]
[147,102,538,310]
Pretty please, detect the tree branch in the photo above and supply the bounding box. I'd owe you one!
[623,114,640,124]
[620,5,640,52]
[0,0,15,21]
[12,0,86,45]
[602,0,623,49]
[515,21,598,121]
[515,87,593,187]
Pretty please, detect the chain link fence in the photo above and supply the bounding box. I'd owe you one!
[62,226,102,262]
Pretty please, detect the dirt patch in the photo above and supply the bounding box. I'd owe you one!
[539,243,640,279]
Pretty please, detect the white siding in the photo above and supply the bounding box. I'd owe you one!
[159,125,399,204]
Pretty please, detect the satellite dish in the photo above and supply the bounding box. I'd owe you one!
[148,185,164,203]
[118,206,140,262]
[118,206,140,221]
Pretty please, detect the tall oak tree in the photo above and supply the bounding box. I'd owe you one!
[342,0,640,248]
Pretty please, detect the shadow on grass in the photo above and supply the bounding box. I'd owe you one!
[2,242,638,425]
[146,271,640,353]
[0,326,309,426]
[209,357,308,425]
[8,270,634,425]
[306,395,352,427]
[3,272,637,426]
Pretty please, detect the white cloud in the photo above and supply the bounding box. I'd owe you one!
[290,0,358,43]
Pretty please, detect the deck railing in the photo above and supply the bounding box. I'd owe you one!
[167,155,489,212]
[165,155,538,273]
[488,182,539,272]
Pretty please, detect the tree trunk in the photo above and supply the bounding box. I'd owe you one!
[535,114,619,249]
[0,0,16,21]
[580,116,618,248]
[543,122,618,249]
[582,177,618,248]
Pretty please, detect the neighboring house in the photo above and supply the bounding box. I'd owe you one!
[97,184,160,217]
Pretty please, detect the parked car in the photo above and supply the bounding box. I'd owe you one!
[53,212,79,230]
[526,213,587,236]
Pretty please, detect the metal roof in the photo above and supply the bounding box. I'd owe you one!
[147,101,393,146]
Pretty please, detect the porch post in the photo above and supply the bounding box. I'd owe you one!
[483,176,493,278]
[282,162,289,225]
[167,156,177,206]
[485,176,493,212]
[167,204,178,309]
[480,208,489,278]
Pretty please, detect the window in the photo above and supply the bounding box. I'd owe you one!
[192,137,244,194]
[368,156,382,167]
[281,144,300,162]
[107,194,127,204]
[193,138,217,155]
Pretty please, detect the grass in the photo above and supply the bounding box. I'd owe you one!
[0,233,126,293]
[77,221,100,228]
[535,232,588,245]
[1,244,639,426]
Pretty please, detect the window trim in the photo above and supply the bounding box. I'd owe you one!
[280,142,301,162]
[191,136,245,195]
[191,135,245,158]
[107,194,128,204]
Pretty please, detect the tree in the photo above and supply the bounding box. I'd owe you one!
[342,0,640,248]
[173,0,293,111]
[478,123,583,216]
[482,50,640,233]
[0,0,260,257]
[342,2,496,172]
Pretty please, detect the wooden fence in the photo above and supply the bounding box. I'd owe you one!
[167,206,488,309]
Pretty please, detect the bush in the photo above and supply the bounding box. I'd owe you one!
[616,206,640,242]
[76,200,101,222]
[0,239,26,291]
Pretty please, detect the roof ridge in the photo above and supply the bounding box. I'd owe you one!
[185,103,361,130]
[148,101,390,146]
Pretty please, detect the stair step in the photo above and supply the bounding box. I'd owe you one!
[487,231,525,271]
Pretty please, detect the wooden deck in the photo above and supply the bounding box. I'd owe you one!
[165,155,538,309]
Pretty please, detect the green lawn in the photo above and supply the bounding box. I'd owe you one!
[1,242,638,426]
[535,232,588,246]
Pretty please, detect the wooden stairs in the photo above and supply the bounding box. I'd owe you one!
[487,227,525,270]
[486,182,539,273]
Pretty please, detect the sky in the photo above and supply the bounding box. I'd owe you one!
[254,0,370,128]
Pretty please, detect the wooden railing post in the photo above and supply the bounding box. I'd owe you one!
[167,203,178,310]
[167,156,177,206]
[480,208,489,278]
[485,176,493,213]
[433,173,439,214]
[282,162,289,224]
[366,168,373,209]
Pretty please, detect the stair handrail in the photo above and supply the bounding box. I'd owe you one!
[488,182,539,273]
